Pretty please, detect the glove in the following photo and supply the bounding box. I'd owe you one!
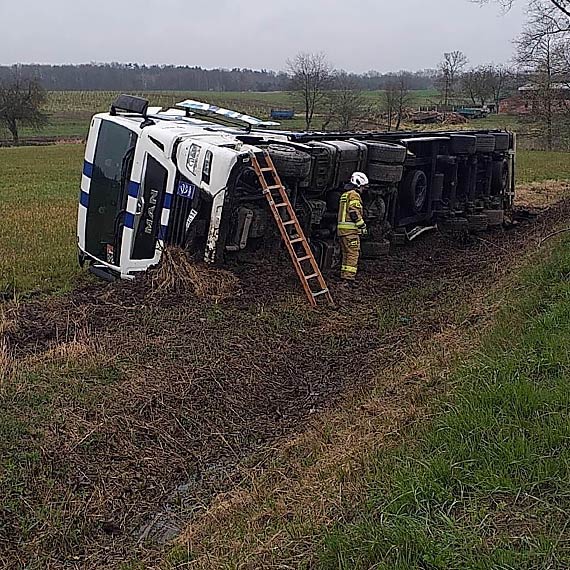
[360,225,369,237]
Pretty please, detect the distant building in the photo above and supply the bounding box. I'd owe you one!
[500,81,570,115]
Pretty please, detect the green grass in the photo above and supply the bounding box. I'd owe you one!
[317,239,570,569]
[517,150,570,184]
[0,144,85,296]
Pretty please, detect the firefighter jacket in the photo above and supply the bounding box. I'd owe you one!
[337,189,366,237]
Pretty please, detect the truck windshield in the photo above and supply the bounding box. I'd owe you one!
[85,121,138,261]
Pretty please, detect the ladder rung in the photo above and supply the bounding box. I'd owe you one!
[290,237,304,244]
[297,255,311,262]
[260,167,274,172]
[305,273,319,280]
[312,289,330,298]
[283,220,296,226]
[265,185,282,190]
[275,203,288,208]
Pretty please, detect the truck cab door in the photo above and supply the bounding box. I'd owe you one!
[120,142,176,276]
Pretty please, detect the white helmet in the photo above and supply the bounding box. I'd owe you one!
[350,172,369,188]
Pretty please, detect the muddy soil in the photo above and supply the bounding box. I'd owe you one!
[2,199,567,569]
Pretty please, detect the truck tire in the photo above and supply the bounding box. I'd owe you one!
[491,160,509,194]
[268,144,312,179]
[450,134,477,155]
[442,217,469,233]
[493,133,510,152]
[400,169,428,213]
[475,134,496,153]
[467,213,489,232]
[483,209,505,227]
[364,141,407,164]
[361,240,391,259]
[368,163,404,183]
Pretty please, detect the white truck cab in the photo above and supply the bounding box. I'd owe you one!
[77,96,272,279]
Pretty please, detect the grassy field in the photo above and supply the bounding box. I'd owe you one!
[0,144,85,296]
[164,224,570,569]
[0,144,568,297]
[1,108,569,567]
[317,236,570,569]
[517,150,570,183]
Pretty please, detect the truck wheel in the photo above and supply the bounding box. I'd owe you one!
[401,169,428,213]
[442,217,469,233]
[450,134,477,155]
[364,141,407,164]
[491,160,509,194]
[493,133,510,152]
[467,214,489,232]
[367,163,404,183]
[475,134,496,153]
[483,209,505,227]
[268,144,312,179]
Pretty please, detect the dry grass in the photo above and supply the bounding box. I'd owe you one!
[515,180,570,210]
[171,307,495,569]
[149,247,241,303]
[0,338,12,385]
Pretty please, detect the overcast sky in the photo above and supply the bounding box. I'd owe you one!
[0,0,527,72]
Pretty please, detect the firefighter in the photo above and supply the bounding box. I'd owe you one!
[337,172,369,282]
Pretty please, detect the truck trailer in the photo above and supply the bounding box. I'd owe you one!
[77,95,516,282]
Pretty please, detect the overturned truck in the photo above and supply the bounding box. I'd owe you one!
[77,96,516,280]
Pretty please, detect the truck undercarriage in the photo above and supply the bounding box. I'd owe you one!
[165,130,515,270]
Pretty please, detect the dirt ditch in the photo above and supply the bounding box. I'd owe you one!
[2,195,569,568]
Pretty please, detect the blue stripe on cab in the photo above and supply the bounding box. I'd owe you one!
[80,190,89,208]
[83,161,93,178]
[163,193,172,210]
[127,181,140,198]
[124,212,135,229]
[158,225,168,241]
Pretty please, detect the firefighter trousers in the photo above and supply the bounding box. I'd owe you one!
[340,235,360,280]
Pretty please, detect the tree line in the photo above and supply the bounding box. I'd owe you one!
[0,63,438,93]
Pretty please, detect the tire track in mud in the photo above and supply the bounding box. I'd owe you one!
[2,199,568,568]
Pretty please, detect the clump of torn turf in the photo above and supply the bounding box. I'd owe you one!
[148,247,241,303]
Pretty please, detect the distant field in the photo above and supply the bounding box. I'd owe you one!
[43,89,440,113]
[1,89,442,141]
[5,89,561,148]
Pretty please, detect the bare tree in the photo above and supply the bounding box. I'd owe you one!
[437,51,469,107]
[322,71,368,131]
[382,74,414,131]
[475,0,569,37]
[461,64,513,110]
[488,65,514,112]
[517,16,569,149]
[287,52,333,131]
[0,78,48,144]
[382,82,399,131]
[462,66,493,106]
[475,0,569,18]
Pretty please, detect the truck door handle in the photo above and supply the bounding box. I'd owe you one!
[136,197,145,215]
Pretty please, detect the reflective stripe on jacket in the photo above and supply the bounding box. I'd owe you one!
[338,189,365,236]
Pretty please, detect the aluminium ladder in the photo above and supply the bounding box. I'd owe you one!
[249,151,334,308]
